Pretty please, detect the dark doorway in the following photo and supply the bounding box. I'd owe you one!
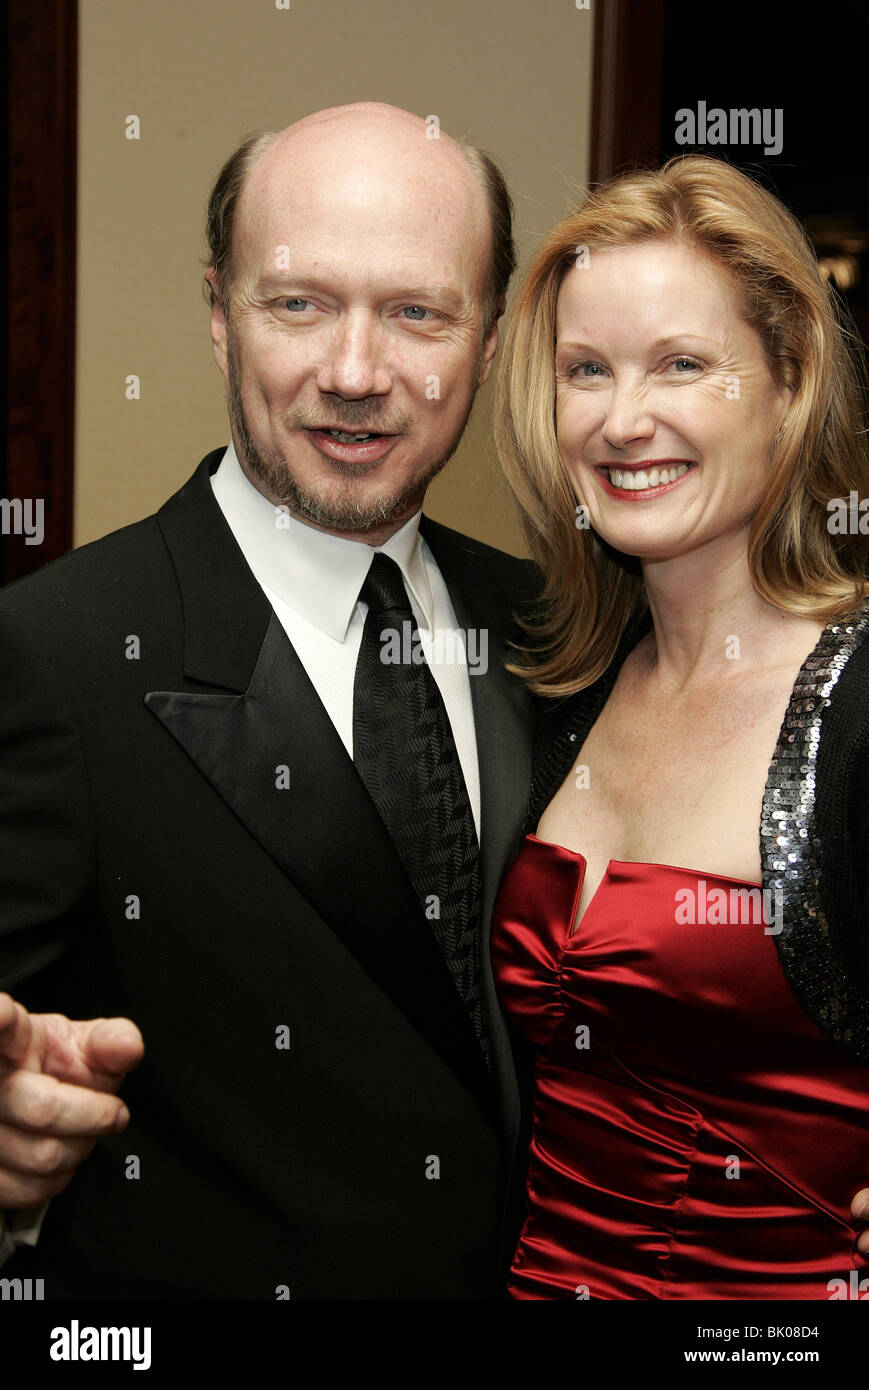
[2,2,77,585]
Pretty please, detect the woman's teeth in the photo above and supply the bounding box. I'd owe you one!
[607,463,690,490]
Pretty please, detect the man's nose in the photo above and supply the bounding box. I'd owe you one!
[601,381,655,449]
[317,313,391,398]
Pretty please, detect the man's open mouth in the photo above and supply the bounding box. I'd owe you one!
[304,428,400,463]
[322,429,385,443]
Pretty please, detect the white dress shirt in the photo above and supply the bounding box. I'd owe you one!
[0,439,482,1266]
[210,441,482,835]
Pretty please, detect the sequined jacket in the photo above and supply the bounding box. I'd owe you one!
[522,603,869,1064]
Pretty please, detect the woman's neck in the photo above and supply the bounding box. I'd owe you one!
[637,533,822,694]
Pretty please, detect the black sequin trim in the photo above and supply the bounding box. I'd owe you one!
[761,604,869,1058]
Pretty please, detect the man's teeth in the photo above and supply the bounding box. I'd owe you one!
[607,463,691,490]
[326,429,378,443]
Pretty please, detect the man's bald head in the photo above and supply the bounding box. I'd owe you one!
[204,102,515,337]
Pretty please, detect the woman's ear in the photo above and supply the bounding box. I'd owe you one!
[773,381,795,439]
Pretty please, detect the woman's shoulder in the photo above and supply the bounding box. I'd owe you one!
[776,600,869,1063]
[819,601,869,743]
[800,599,869,927]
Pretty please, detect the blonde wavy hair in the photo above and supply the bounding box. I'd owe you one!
[495,155,869,697]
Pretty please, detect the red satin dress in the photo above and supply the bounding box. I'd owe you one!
[492,834,869,1299]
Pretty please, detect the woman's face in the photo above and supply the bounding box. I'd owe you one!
[554,238,791,564]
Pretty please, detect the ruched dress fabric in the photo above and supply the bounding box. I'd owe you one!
[492,834,869,1300]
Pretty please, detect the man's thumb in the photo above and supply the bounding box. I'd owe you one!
[82,1018,145,1082]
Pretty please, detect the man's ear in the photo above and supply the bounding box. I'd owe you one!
[205,269,229,378]
[476,310,501,390]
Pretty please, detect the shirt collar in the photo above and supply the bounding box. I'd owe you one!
[210,441,434,641]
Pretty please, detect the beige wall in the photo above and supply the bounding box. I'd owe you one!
[75,0,593,554]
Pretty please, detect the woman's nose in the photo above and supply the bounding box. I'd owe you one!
[600,384,655,449]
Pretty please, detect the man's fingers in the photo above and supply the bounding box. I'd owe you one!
[0,1007,136,1212]
[0,1066,130,1137]
[0,994,35,1068]
[0,1117,96,1181]
[0,1165,80,1209]
[0,997,145,1089]
[79,1017,144,1087]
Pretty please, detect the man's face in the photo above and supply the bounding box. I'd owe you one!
[208,112,499,539]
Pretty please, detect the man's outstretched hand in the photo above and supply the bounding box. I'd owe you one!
[2,986,868,1256]
[0,992,144,1209]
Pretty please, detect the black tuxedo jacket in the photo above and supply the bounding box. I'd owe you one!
[0,450,538,1299]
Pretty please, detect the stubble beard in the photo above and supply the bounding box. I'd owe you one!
[225,334,483,535]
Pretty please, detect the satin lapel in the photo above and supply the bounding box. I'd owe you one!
[149,457,496,1120]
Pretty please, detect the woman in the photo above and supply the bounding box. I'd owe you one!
[491,155,869,1299]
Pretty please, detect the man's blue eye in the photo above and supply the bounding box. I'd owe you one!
[673,357,699,371]
[402,306,428,320]
[284,298,310,312]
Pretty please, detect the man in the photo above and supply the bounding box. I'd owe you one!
[0,103,537,1299]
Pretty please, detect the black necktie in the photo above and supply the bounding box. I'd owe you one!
[352,553,489,1066]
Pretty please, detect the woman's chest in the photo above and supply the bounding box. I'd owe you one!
[537,678,794,917]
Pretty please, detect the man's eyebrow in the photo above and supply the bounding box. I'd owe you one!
[393,285,464,307]
[252,272,464,307]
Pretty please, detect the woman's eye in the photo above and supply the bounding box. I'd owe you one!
[567,361,606,379]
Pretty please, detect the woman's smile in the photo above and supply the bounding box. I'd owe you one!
[595,460,697,499]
